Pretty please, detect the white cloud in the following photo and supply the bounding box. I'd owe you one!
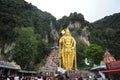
[25,0,120,22]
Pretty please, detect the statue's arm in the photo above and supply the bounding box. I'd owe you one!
[72,37,76,48]
[59,38,63,67]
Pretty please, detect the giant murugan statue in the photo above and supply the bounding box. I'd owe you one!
[59,28,77,70]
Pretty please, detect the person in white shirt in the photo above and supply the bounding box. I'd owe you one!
[7,77,10,80]
[14,75,19,80]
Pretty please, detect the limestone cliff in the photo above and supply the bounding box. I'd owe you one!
[67,21,90,46]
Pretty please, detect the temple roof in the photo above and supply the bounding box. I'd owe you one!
[103,51,116,63]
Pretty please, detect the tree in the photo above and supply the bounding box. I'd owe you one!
[85,44,104,65]
[77,40,88,67]
[34,38,51,64]
[12,27,38,70]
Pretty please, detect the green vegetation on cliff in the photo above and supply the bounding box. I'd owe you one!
[90,13,120,60]
[0,0,54,70]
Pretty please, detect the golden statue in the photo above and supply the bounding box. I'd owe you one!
[59,28,77,70]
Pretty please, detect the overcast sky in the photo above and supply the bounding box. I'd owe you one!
[25,0,120,22]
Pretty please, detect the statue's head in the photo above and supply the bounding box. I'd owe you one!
[65,28,71,36]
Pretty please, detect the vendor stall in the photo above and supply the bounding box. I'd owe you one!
[0,61,21,79]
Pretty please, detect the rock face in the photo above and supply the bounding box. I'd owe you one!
[0,43,15,60]
[4,43,15,54]
[68,21,81,29]
[80,26,90,46]
[50,29,59,46]
[49,21,89,55]
[67,21,90,45]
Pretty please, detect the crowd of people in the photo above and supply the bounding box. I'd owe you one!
[3,70,104,80]
[36,71,84,80]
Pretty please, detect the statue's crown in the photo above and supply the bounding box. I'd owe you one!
[66,28,70,33]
